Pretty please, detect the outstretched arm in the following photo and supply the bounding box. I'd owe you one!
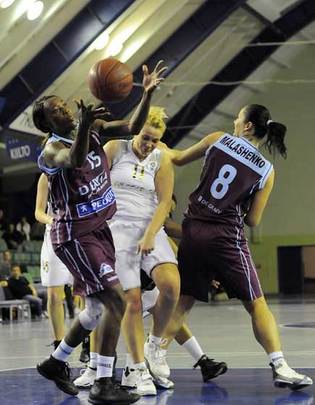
[97,61,167,139]
[159,131,224,166]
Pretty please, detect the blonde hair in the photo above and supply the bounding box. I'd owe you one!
[146,106,168,134]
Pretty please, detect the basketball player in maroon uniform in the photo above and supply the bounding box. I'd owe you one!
[33,62,166,404]
[162,104,312,390]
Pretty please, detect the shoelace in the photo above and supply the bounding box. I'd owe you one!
[150,344,167,365]
[193,355,213,369]
[62,362,71,379]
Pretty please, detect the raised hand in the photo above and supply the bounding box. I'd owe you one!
[75,99,109,128]
[142,60,167,94]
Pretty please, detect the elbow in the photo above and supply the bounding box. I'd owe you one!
[34,210,40,223]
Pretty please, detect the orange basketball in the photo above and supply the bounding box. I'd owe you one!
[88,57,133,103]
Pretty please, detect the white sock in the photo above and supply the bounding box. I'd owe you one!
[89,352,97,370]
[182,336,205,363]
[126,353,134,367]
[149,334,162,346]
[97,355,114,379]
[52,339,74,362]
[134,361,146,370]
[269,351,284,366]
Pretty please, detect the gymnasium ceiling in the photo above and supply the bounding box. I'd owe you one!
[0,0,315,176]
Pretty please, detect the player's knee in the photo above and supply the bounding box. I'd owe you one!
[125,290,142,313]
[48,291,63,306]
[48,287,64,306]
[78,297,103,331]
[158,279,180,302]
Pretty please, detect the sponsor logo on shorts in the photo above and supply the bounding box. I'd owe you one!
[42,261,49,273]
[76,187,116,218]
[99,263,114,278]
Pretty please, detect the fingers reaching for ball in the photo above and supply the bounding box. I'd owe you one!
[142,60,168,94]
[75,99,110,128]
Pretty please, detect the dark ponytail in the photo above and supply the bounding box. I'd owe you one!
[265,121,287,158]
[32,95,56,135]
[243,104,287,158]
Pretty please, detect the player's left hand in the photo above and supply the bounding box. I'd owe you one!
[142,60,167,94]
[137,234,155,256]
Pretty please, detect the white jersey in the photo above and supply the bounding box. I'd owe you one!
[110,140,162,223]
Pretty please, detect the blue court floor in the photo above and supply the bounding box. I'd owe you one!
[0,298,314,404]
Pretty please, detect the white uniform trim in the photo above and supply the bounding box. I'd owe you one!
[214,134,273,190]
[40,228,73,287]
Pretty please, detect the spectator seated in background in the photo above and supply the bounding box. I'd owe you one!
[8,264,44,319]
[0,250,12,280]
[16,217,31,241]
[2,224,25,250]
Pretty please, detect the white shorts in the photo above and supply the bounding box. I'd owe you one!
[109,221,177,290]
[142,287,159,317]
[41,229,74,287]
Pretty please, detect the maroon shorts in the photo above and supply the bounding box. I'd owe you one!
[178,218,263,302]
[53,225,119,297]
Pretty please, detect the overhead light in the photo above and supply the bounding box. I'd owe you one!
[93,31,110,50]
[106,39,123,57]
[0,0,15,8]
[26,0,43,21]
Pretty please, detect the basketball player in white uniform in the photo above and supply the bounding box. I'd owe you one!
[106,107,180,395]
[35,174,74,348]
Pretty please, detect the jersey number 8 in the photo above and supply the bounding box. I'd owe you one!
[210,164,237,199]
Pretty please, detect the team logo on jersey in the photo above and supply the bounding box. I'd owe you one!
[148,161,157,172]
[99,263,113,278]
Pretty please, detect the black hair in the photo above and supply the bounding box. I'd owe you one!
[32,95,57,134]
[243,104,287,158]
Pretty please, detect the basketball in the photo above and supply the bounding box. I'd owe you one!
[88,57,133,103]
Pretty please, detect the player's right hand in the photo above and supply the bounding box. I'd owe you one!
[75,99,109,129]
[137,234,155,256]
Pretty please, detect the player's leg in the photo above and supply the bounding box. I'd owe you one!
[37,229,140,403]
[121,287,156,395]
[144,263,180,378]
[110,223,157,396]
[174,322,227,381]
[142,229,180,379]
[226,237,313,390]
[47,286,65,347]
[243,296,312,389]
[74,327,98,388]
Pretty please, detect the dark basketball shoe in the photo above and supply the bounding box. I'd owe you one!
[37,355,79,396]
[88,377,140,404]
[193,355,228,382]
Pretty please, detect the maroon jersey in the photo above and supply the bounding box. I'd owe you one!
[186,133,273,227]
[38,130,116,245]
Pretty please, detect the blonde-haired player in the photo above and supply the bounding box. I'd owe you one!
[105,105,180,395]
